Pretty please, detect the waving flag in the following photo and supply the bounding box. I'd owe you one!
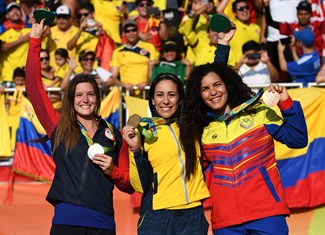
[0,94,12,157]
[276,87,325,208]
[12,96,54,182]
[100,86,120,129]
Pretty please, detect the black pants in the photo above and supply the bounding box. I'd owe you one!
[50,224,116,235]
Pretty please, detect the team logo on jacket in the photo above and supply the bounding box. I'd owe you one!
[140,49,148,56]
[105,128,115,141]
[239,116,253,129]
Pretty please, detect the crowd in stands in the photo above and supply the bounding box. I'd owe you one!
[1,0,325,99]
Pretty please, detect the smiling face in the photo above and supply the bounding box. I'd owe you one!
[6,7,22,24]
[200,71,231,115]
[124,26,139,46]
[151,79,180,118]
[74,82,97,120]
[234,1,250,24]
[40,51,50,70]
[80,54,95,72]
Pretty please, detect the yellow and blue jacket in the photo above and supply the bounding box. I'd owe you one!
[130,122,210,213]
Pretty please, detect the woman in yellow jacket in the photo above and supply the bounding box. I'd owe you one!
[122,73,210,234]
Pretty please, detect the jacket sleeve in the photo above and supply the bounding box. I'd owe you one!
[265,98,308,148]
[129,148,153,194]
[109,130,135,194]
[214,44,230,64]
[25,37,60,138]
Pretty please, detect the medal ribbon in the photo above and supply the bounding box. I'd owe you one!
[137,117,177,140]
[208,87,266,121]
[79,119,115,153]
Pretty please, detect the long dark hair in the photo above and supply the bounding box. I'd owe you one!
[52,74,101,154]
[149,73,198,181]
[184,62,255,141]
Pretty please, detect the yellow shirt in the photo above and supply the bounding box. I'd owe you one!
[228,19,261,66]
[110,40,159,85]
[48,25,79,70]
[76,31,98,55]
[0,28,31,82]
[91,0,124,44]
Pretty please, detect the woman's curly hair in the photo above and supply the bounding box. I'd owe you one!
[184,62,255,141]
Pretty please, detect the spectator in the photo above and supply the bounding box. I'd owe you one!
[278,29,321,87]
[316,64,325,83]
[67,2,116,72]
[235,40,279,87]
[41,49,60,88]
[178,0,216,64]
[0,2,30,83]
[0,67,26,151]
[149,41,192,85]
[110,19,159,94]
[91,0,128,45]
[61,50,114,91]
[130,0,168,51]
[218,0,261,66]
[40,49,62,104]
[264,0,325,65]
[217,0,263,24]
[54,48,70,85]
[261,0,301,81]
[47,5,79,70]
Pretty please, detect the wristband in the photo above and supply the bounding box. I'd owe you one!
[188,12,195,18]
[130,147,141,153]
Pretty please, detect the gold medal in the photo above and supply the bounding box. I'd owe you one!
[262,90,280,107]
[127,114,141,128]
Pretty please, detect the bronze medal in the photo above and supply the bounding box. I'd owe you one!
[262,90,280,107]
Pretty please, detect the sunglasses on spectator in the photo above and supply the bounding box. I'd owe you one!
[124,28,137,33]
[56,15,70,19]
[82,57,95,62]
[236,5,250,11]
[40,57,50,61]
[139,2,151,7]
[79,12,90,17]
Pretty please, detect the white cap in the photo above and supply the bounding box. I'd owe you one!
[56,5,70,15]
[6,2,21,12]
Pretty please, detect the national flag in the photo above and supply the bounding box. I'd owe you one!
[11,96,54,182]
[0,94,12,157]
[276,87,325,208]
[100,86,120,129]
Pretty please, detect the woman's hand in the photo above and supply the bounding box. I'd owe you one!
[266,83,289,102]
[122,125,140,150]
[93,154,114,175]
[30,20,48,39]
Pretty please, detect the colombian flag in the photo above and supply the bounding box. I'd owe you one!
[276,87,325,208]
[12,96,54,182]
[100,86,120,129]
[0,94,12,157]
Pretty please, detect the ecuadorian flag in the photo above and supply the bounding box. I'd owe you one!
[12,96,54,182]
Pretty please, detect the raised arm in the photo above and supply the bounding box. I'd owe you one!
[25,20,60,137]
